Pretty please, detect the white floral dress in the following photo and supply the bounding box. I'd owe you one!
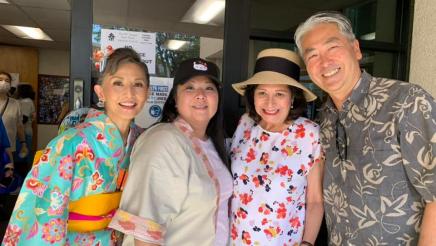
[230,114,322,245]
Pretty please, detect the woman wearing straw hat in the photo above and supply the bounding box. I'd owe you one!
[229,48,324,246]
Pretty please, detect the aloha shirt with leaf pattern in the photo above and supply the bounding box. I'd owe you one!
[319,71,436,246]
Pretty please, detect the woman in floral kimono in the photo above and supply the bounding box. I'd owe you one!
[2,47,149,246]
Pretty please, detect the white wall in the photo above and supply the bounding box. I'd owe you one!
[37,48,70,149]
[409,0,436,96]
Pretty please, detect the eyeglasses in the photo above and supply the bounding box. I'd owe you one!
[335,118,347,161]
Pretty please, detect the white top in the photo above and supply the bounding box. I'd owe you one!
[199,138,233,246]
[19,98,35,136]
[230,114,322,245]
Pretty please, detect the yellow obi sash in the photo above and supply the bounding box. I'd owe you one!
[68,191,122,232]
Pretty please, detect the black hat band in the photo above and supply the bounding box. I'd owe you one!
[254,56,300,81]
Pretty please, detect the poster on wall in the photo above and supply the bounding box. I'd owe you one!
[135,76,173,128]
[100,29,156,74]
[37,75,69,124]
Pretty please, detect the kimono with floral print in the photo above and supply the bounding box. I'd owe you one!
[2,109,143,246]
[320,71,436,245]
[230,114,322,245]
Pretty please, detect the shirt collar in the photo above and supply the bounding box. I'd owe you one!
[321,70,372,113]
[346,70,371,110]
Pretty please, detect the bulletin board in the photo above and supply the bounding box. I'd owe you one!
[37,74,70,124]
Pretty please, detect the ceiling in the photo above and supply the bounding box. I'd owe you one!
[0,0,70,49]
[0,0,366,51]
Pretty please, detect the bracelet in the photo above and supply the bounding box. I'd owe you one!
[301,241,314,246]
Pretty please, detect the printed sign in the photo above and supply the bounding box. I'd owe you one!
[100,29,156,74]
[135,76,174,128]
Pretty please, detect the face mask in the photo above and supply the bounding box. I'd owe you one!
[0,81,11,93]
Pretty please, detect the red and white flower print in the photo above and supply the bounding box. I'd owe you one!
[230,114,321,245]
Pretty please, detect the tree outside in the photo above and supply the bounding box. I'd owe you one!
[92,24,200,78]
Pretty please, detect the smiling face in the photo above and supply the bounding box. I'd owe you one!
[254,84,292,132]
[94,62,148,130]
[301,23,362,106]
[175,75,219,137]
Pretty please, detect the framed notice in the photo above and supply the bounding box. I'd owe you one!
[37,74,70,124]
[100,29,156,74]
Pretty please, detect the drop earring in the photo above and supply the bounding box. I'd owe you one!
[97,98,105,108]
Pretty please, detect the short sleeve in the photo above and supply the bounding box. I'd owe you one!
[399,86,436,203]
[230,114,254,157]
[309,120,323,173]
[109,125,190,244]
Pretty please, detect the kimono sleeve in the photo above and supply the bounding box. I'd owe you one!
[3,131,79,245]
[399,86,436,203]
[109,126,190,244]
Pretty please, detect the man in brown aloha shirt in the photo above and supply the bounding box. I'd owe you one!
[295,11,436,245]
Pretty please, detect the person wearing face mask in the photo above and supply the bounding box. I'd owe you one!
[0,71,28,176]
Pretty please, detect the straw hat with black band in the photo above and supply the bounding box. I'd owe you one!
[232,48,317,102]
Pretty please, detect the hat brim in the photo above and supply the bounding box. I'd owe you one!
[232,71,317,102]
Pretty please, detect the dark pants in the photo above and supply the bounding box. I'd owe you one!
[0,194,18,239]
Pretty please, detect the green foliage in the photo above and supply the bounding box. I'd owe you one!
[155,32,200,77]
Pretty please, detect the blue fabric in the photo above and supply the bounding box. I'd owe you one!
[0,117,13,194]
[0,118,10,150]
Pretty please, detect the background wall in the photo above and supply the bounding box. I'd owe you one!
[37,49,70,149]
[409,0,436,96]
[0,45,38,88]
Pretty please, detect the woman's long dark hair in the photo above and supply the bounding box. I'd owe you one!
[15,84,36,100]
[161,79,229,169]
